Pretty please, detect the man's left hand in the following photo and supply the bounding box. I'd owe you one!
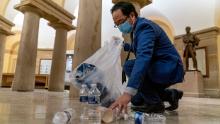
[109,92,132,113]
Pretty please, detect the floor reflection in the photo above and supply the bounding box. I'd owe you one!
[0,88,220,124]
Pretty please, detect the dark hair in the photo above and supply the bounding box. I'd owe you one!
[186,26,191,30]
[185,26,191,32]
[111,2,138,17]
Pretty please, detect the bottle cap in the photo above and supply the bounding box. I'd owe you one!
[81,84,87,87]
[91,83,97,87]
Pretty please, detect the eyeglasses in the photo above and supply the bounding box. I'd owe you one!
[114,25,118,28]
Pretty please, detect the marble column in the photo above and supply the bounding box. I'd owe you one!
[70,0,102,97]
[48,23,68,92]
[12,7,41,91]
[123,2,141,61]
[0,15,14,87]
[0,34,6,86]
[217,34,220,96]
[112,0,151,9]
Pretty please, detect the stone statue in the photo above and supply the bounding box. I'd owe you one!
[183,26,200,71]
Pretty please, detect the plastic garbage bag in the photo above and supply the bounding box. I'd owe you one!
[71,38,124,107]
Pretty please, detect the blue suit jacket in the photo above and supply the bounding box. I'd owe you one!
[124,17,184,90]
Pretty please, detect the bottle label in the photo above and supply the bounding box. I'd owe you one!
[88,96,99,104]
[80,96,88,102]
[134,112,143,124]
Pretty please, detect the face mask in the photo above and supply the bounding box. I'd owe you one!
[118,20,133,34]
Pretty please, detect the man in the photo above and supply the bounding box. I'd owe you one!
[183,26,200,70]
[110,2,184,113]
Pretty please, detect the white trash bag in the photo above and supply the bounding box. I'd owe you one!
[71,38,124,107]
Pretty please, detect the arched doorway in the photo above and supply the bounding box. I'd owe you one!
[148,16,175,41]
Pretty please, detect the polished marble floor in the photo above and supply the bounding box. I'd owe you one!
[0,88,220,124]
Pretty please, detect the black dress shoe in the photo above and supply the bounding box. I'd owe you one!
[166,89,183,111]
[131,102,165,113]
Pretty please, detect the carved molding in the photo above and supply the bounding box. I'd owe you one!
[0,15,14,35]
[15,0,75,31]
[112,0,152,8]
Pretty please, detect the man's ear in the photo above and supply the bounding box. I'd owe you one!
[129,12,135,18]
[129,12,136,25]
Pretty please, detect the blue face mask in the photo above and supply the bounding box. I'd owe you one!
[118,20,133,34]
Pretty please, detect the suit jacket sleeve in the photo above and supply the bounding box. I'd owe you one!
[125,24,156,96]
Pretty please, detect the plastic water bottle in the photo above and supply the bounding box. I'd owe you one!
[80,84,89,103]
[88,83,101,124]
[52,108,73,124]
[145,113,166,124]
[134,112,166,124]
[79,84,89,120]
[88,83,101,105]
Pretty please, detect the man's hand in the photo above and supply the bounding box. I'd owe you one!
[109,92,132,113]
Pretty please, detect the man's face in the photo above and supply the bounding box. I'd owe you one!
[112,9,128,27]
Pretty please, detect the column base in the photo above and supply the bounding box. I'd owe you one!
[48,89,64,92]
[12,89,34,92]
[12,86,34,92]
[69,85,79,98]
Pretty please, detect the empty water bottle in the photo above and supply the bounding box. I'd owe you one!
[80,84,89,102]
[88,83,101,124]
[134,112,166,124]
[52,108,74,124]
[88,83,101,105]
[145,113,166,124]
[79,84,89,120]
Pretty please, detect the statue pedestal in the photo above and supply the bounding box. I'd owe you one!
[174,70,205,97]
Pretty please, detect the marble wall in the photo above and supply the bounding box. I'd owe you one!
[3,49,53,74]
[35,49,53,74]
